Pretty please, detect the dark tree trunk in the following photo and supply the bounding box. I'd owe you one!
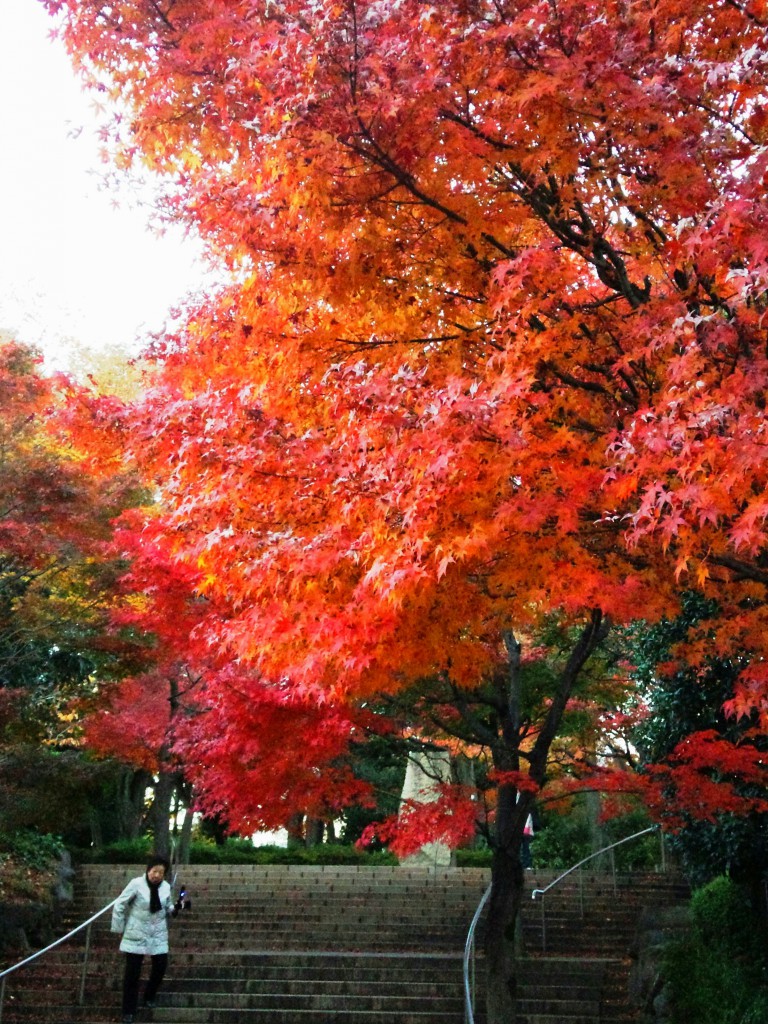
[305,817,324,847]
[171,781,194,865]
[482,611,610,1024]
[120,767,151,841]
[177,792,194,865]
[484,818,525,1023]
[149,770,175,859]
[286,813,305,849]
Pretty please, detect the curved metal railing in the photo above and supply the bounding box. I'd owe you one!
[462,882,491,1024]
[462,824,666,1024]
[531,824,662,951]
[0,897,118,1023]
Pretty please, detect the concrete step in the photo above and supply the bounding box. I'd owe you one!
[1,865,688,1024]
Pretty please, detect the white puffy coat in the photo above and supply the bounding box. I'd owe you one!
[111,874,174,955]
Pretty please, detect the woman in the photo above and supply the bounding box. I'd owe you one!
[110,855,174,1023]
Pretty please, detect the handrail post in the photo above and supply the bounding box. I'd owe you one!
[1,972,6,1024]
[610,845,617,893]
[540,894,546,952]
[660,829,667,873]
[78,922,93,1005]
[579,865,584,918]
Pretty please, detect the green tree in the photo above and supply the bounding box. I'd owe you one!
[633,595,768,888]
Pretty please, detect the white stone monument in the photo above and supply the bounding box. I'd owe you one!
[398,747,453,867]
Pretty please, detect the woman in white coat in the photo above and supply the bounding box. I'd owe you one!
[111,855,174,1023]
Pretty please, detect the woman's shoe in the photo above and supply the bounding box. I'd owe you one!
[122,1016,134,1023]
[143,1000,157,1009]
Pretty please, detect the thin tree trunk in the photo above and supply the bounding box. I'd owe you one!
[150,770,175,859]
[177,790,194,865]
[123,768,151,840]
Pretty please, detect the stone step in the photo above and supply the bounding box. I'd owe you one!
[1,865,689,1024]
[0,1012,466,1024]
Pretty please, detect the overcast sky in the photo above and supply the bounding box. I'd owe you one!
[0,0,210,371]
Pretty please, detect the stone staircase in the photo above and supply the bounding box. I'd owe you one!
[0,862,689,1024]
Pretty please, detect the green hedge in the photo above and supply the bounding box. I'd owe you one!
[0,830,65,870]
[664,876,768,1024]
[71,839,399,866]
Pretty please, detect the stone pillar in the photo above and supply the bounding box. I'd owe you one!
[398,748,453,868]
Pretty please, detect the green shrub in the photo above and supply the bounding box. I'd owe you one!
[188,840,399,866]
[72,838,398,866]
[664,876,768,1024]
[0,830,64,870]
[71,836,152,864]
[530,809,592,870]
[530,802,659,872]
[455,848,493,867]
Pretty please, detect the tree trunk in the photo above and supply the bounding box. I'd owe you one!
[485,845,524,1024]
[149,770,175,859]
[120,767,151,841]
[89,806,103,848]
[483,610,610,1024]
[286,813,305,849]
[177,793,194,865]
[586,790,608,869]
[305,816,324,847]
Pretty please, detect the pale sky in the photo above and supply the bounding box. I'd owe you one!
[0,0,212,372]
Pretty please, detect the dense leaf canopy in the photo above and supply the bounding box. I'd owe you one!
[45,0,768,826]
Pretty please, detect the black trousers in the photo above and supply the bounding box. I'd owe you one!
[122,952,168,1014]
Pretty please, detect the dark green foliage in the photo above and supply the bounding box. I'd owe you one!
[531,804,593,870]
[339,734,407,846]
[531,799,659,872]
[0,746,135,849]
[455,848,493,866]
[72,838,398,866]
[664,876,768,1024]
[631,593,768,887]
[0,829,64,870]
[71,835,152,864]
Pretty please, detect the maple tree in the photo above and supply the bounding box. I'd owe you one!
[0,339,130,734]
[0,337,152,848]
[45,0,768,1019]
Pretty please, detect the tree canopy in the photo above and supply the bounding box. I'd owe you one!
[41,2,768,1018]
[47,0,768,803]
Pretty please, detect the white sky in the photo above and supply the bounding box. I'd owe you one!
[0,0,211,372]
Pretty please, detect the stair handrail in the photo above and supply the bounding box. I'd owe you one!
[530,823,660,903]
[0,896,118,1023]
[462,823,665,1024]
[462,881,491,1024]
[531,824,663,953]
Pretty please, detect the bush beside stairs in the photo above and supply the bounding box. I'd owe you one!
[1,862,688,1024]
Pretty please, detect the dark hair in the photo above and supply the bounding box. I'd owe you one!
[146,854,170,874]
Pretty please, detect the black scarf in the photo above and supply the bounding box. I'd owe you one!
[146,874,162,914]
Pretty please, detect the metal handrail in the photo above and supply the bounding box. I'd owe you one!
[532,824,662,952]
[462,883,491,1024]
[531,824,660,903]
[0,897,118,1023]
[462,823,665,1024]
